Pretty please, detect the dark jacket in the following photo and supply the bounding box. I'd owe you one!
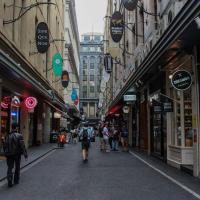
[3,132,28,158]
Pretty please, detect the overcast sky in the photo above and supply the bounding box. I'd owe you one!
[75,0,107,37]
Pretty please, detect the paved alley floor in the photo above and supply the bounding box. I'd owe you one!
[0,141,200,200]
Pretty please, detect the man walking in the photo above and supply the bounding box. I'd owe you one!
[3,123,28,187]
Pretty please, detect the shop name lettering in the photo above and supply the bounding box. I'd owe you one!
[37,30,48,45]
[173,76,190,85]
[111,27,123,34]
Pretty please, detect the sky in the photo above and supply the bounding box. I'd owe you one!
[75,0,107,38]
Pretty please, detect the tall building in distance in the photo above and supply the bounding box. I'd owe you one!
[79,33,103,121]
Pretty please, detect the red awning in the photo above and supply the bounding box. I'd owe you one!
[106,103,122,116]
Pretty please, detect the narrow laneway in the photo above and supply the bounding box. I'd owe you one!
[0,141,199,200]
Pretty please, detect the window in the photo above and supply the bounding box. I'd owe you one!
[83,92,87,98]
[82,75,87,81]
[90,75,94,81]
[84,36,90,42]
[90,47,95,52]
[89,103,95,117]
[90,86,95,93]
[90,56,95,69]
[90,63,94,69]
[94,35,101,42]
[83,86,87,92]
[83,70,87,75]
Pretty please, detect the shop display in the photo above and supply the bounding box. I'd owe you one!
[184,91,193,147]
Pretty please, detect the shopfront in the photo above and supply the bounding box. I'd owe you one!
[165,53,197,169]
[1,90,21,138]
[148,73,167,160]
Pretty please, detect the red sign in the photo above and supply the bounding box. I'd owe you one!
[25,97,38,109]
[74,95,79,106]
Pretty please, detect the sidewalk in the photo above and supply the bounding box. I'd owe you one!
[129,148,200,196]
[0,143,57,181]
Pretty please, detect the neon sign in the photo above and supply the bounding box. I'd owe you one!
[25,97,38,109]
[1,102,8,109]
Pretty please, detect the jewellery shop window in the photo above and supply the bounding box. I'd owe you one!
[171,89,193,147]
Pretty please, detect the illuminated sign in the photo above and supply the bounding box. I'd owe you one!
[25,97,38,109]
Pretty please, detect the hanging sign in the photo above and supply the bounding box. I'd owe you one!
[61,70,69,88]
[36,22,49,53]
[71,89,77,102]
[123,106,130,114]
[171,70,192,90]
[123,94,136,102]
[12,96,20,107]
[110,11,124,43]
[104,54,113,73]
[163,102,173,112]
[25,97,38,109]
[123,0,138,11]
[52,53,63,76]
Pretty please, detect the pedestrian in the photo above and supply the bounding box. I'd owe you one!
[121,124,129,152]
[3,123,28,187]
[109,125,114,150]
[112,126,119,151]
[98,123,104,151]
[80,125,90,162]
[102,123,109,152]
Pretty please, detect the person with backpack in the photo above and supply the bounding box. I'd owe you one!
[80,126,90,162]
[3,123,28,187]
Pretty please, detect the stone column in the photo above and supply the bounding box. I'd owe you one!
[43,104,51,143]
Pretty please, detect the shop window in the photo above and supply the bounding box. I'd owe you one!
[172,89,193,147]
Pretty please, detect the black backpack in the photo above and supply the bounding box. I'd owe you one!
[82,129,88,141]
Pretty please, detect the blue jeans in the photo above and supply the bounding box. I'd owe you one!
[112,140,118,150]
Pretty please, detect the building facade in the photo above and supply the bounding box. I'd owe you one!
[0,0,79,148]
[102,0,200,177]
[79,33,103,121]
[63,0,80,129]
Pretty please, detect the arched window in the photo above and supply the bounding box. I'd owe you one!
[90,56,95,69]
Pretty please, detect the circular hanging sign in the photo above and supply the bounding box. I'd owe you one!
[36,22,49,53]
[71,89,77,102]
[171,70,192,90]
[25,97,38,109]
[52,53,63,77]
[123,0,138,11]
[61,70,69,88]
[110,11,124,43]
[123,106,130,113]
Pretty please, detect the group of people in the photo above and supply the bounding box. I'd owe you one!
[98,122,129,152]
